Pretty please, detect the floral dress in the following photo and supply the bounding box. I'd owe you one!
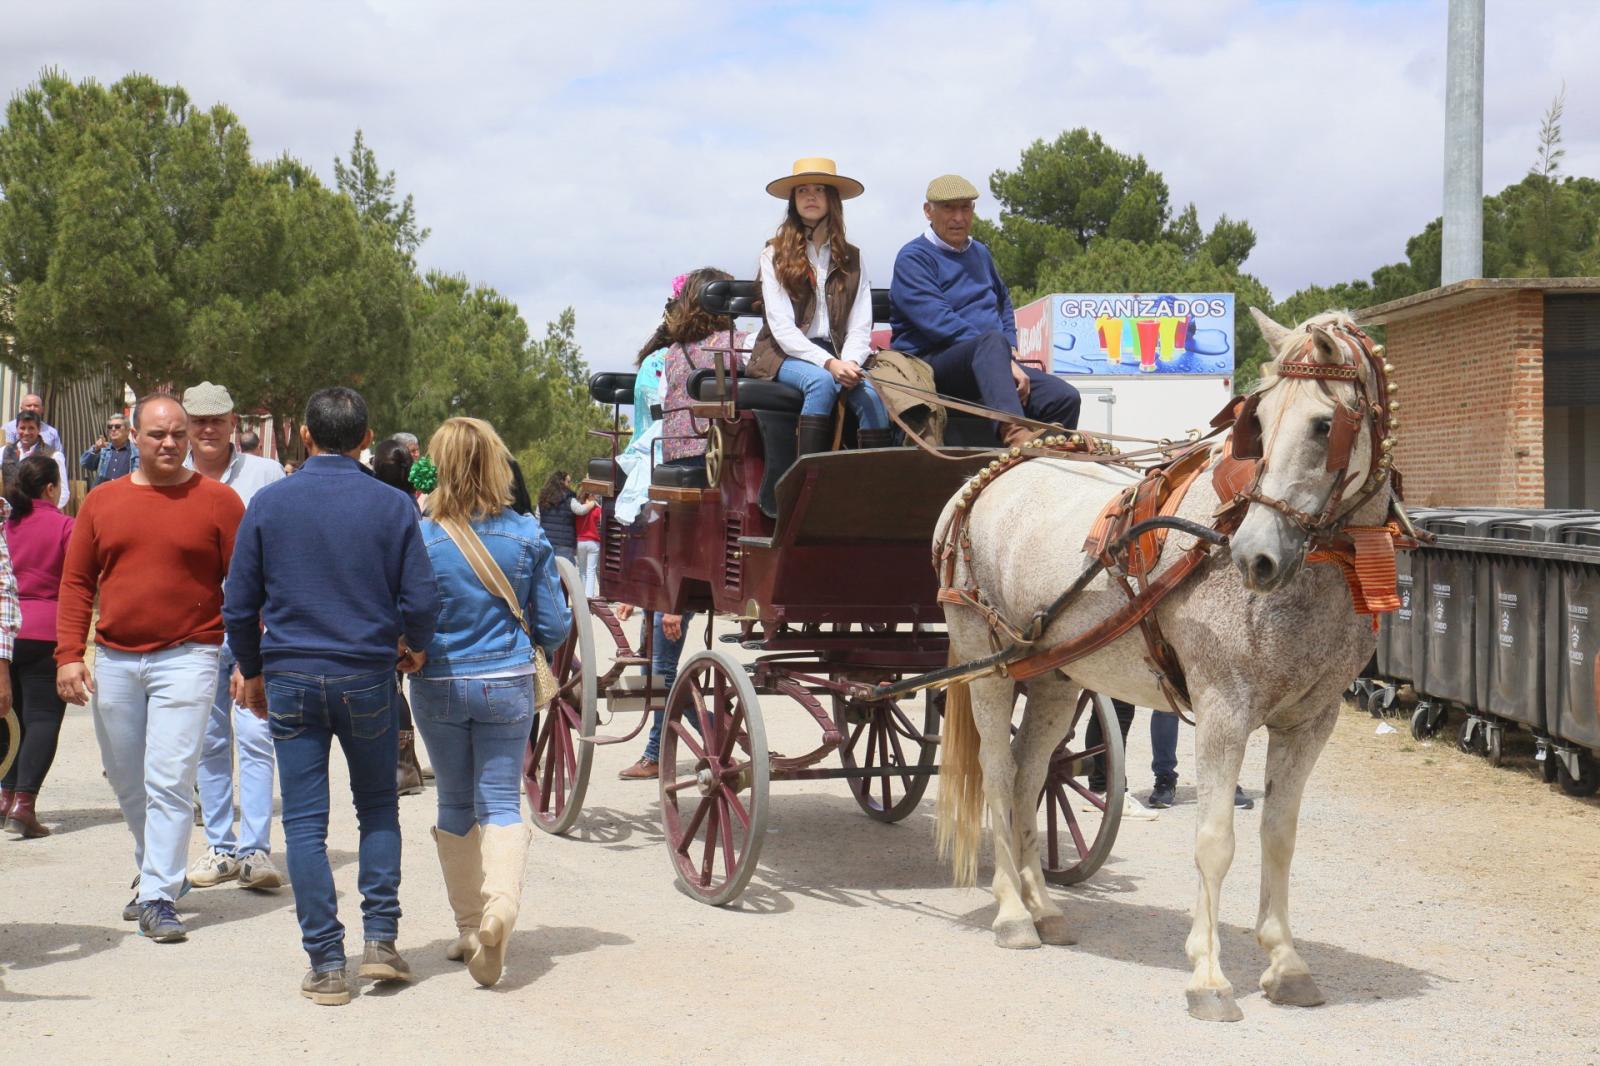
[661,330,748,462]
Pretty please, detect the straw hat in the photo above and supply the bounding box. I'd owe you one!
[766,157,864,201]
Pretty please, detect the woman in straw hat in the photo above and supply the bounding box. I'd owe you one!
[747,158,891,457]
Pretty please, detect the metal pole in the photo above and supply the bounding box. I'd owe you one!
[1441,0,1485,285]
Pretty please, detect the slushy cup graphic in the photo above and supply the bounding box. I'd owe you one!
[1136,319,1159,373]
[1099,315,1121,364]
[1158,316,1180,362]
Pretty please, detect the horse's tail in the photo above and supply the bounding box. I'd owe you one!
[935,657,985,888]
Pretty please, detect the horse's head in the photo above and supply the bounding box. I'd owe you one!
[1229,308,1395,593]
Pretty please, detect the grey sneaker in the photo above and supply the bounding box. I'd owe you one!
[124,875,191,921]
[138,900,186,943]
[1234,785,1255,810]
[357,940,412,983]
[189,848,241,887]
[236,850,285,890]
[301,968,351,1006]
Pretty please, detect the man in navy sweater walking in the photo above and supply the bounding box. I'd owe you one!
[224,386,441,1006]
[890,174,1080,448]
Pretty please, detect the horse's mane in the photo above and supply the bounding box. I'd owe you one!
[1253,309,1362,391]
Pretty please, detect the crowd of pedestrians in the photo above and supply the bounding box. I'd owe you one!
[0,381,567,1007]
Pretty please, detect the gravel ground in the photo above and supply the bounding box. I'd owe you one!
[4,624,1598,1065]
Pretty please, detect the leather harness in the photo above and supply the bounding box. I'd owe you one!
[931,321,1419,714]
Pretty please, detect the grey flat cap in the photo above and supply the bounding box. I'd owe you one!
[182,381,235,416]
[925,174,980,203]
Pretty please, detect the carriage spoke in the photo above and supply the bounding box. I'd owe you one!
[885,717,913,785]
[1065,776,1107,812]
[716,703,747,762]
[677,795,712,855]
[1058,784,1089,858]
[1045,786,1061,868]
[700,801,721,886]
[877,716,893,810]
[688,685,714,750]
[670,720,708,761]
[718,800,737,883]
[720,785,751,828]
[889,703,922,739]
[664,776,702,795]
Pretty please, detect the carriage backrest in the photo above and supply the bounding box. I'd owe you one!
[699,280,893,325]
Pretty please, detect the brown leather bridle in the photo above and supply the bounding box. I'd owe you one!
[1231,321,1397,541]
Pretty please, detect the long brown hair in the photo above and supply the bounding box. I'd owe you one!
[634,267,734,363]
[768,186,848,303]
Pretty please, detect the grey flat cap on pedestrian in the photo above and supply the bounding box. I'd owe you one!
[182,381,235,416]
[925,174,980,203]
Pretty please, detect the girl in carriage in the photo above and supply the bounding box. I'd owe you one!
[747,158,890,456]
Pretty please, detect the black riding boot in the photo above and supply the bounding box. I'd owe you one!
[855,428,894,450]
[796,415,834,457]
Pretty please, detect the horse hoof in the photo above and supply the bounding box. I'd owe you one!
[994,919,1043,950]
[1263,972,1325,1007]
[1034,914,1075,946]
[1186,988,1244,1023]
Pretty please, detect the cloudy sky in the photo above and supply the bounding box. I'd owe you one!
[6,1,1598,371]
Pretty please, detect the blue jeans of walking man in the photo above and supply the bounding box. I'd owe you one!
[197,642,276,859]
[267,668,402,974]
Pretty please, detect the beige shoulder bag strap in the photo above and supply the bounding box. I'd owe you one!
[437,516,559,707]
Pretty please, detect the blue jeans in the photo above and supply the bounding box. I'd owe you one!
[642,612,694,763]
[93,644,220,903]
[266,668,401,973]
[1090,700,1180,787]
[924,331,1081,430]
[409,675,533,836]
[774,356,890,429]
[197,642,276,856]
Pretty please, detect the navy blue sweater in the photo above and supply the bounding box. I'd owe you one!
[223,453,441,679]
[889,234,1017,358]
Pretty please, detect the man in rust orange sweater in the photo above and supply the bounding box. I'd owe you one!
[56,394,245,944]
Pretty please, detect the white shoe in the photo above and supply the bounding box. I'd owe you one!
[236,850,285,890]
[189,848,241,887]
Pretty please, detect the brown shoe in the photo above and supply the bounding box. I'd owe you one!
[5,792,50,838]
[618,758,659,781]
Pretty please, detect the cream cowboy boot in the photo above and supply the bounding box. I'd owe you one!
[469,822,531,987]
[431,825,483,961]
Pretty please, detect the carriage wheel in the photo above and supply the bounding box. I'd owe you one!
[659,649,769,906]
[0,709,18,781]
[1038,690,1125,886]
[525,557,597,835]
[833,688,940,823]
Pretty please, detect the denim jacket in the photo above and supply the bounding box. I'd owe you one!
[418,510,571,678]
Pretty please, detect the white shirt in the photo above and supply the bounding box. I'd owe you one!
[757,242,874,368]
[10,440,70,509]
[924,226,971,254]
[186,446,285,507]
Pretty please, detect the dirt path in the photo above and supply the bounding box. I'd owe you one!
[4,629,1598,1064]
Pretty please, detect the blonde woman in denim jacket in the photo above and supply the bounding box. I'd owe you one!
[414,417,570,987]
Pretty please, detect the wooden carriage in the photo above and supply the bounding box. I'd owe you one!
[526,282,1128,905]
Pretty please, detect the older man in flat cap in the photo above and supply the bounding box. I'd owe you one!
[182,381,288,895]
[889,175,1079,447]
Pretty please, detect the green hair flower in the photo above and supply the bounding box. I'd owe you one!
[408,455,438,493]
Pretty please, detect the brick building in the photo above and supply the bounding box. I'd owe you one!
[1358,278,1600,508]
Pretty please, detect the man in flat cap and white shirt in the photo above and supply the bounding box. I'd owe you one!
[182,382,288,893]
[890,174,1080,449]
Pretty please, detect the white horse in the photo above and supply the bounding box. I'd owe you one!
[934,309,1396,1022]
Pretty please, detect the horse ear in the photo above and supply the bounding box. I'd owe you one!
[1248,307,1292,355]
[1308,325,1343,364]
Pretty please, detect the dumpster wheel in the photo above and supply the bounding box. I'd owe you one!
[1409,703,1442,741]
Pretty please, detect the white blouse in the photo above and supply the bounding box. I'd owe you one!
[757,242,874,368]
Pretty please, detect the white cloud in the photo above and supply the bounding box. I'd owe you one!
[4,0,1597,372]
